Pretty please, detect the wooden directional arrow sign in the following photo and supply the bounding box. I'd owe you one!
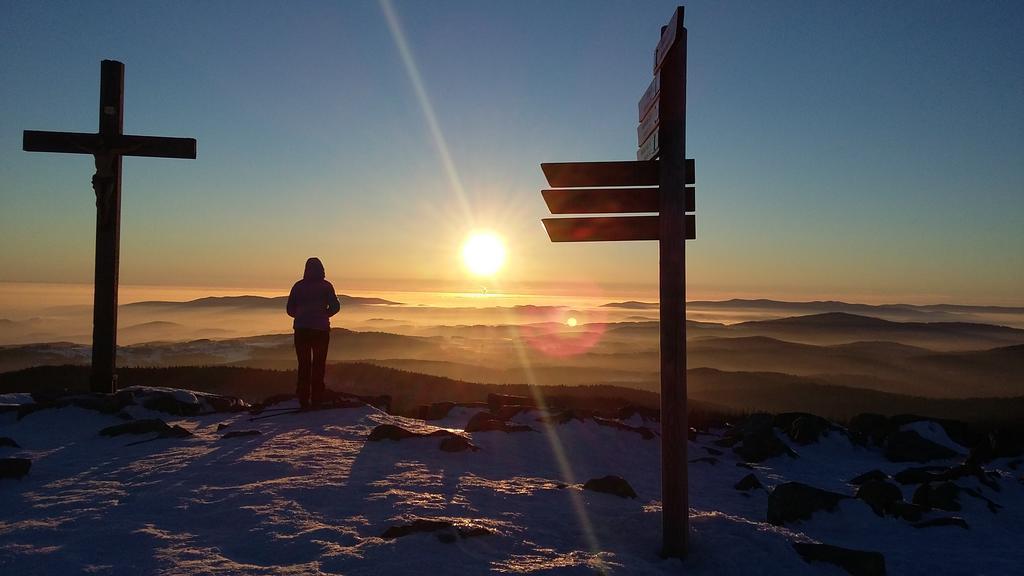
[542,160,659,188]
[638,100,659,145]
[638,129,660,161]
[654,6,683,72]
[638,74,660,121]
[542,159,694,188]
[542,187,694,214]
[543,214,695,242]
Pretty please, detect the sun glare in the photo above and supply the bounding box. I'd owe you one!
[462,232,506,276]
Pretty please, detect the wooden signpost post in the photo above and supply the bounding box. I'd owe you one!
[540,7,695,557]
[23,60,197,394]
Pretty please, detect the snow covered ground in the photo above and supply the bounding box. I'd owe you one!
[1,396,1021,575]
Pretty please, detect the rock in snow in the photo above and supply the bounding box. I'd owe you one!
[767,482,849,525]
[734,473,763,491]
[791,542,886,576]
[0,457,31,479]
[884,429,959,463]
[99,418,175,437]
[221,429,261,439]
[583,475,638,499]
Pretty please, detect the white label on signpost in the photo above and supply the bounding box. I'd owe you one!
[653,8,680,72]
[637,128,659,161]
[638,74,660,121]
[637,100,659,146]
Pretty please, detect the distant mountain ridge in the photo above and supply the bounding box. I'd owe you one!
[123,294,403,310]
[603,298,1024,315]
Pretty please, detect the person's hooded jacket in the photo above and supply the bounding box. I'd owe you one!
[286,257,341,330]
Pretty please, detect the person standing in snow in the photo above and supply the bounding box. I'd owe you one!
[286,257,341,409]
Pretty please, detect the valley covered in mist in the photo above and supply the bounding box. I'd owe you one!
[2,292,1023,422]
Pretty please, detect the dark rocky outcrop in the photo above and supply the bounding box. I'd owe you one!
[893,463,999,490]
[494,405,538,421]
[792,543,886,576]
[322,389,391,413]
[849,470,887,485]
[222,430,261,439]
[99,419,174,437]
[733,430,797,463]
[486,393,539,412]
[913,517,969,530]
[0,458,31,480]
[773,412,834,445]
[19,388,249,420]
[888,415,977,450]
[416,401,488,421]
[912,482,961,511]
[890,501,925,522]
[786,415,834,445]
[968,429,1024,465]
[884,430,958,463]
[848,413,891,446]
[0,437,20,449]
[893,465,950,485]
[18,393,124,420]
[464,412,533,433]
[719,413,798,463]
[258,393,295,408]
[772,412,814,430]
[439,436,479,453]
[617,405,660,422]
[583,475,637,499]
[767,482,848,525]
[592,416,655,439]
[367,424,468,451]
[856,480,904,517]
[137,393,202,416]
[118,387,249,416]
[418,401,456,420]
[216,423,231,431]
[380,518,494,542]
[540,409,593,424]
[367,424,424,442]
[913,481,1002,514]
[734,473,763,491]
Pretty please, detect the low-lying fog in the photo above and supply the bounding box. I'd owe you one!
[3,283,1023,403]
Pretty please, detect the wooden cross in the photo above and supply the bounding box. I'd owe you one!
[540,7,694,557]
[23,60,197,393]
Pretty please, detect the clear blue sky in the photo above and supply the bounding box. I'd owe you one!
[1,1,1021,304]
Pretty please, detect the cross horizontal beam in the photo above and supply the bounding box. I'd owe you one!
[543,214,695,242]
[542,187,694,214]
[23,130,197,159]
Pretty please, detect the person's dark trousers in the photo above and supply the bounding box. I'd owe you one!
[294,328,330,408]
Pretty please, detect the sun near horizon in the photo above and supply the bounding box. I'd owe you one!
[461,231,507,278]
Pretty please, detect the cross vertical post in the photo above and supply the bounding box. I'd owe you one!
[657,20,688,558]
[23,60,197,394]
[92,60,125,394]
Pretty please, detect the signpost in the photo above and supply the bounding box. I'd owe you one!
[540,6,695,557]
[23,60,197,394]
